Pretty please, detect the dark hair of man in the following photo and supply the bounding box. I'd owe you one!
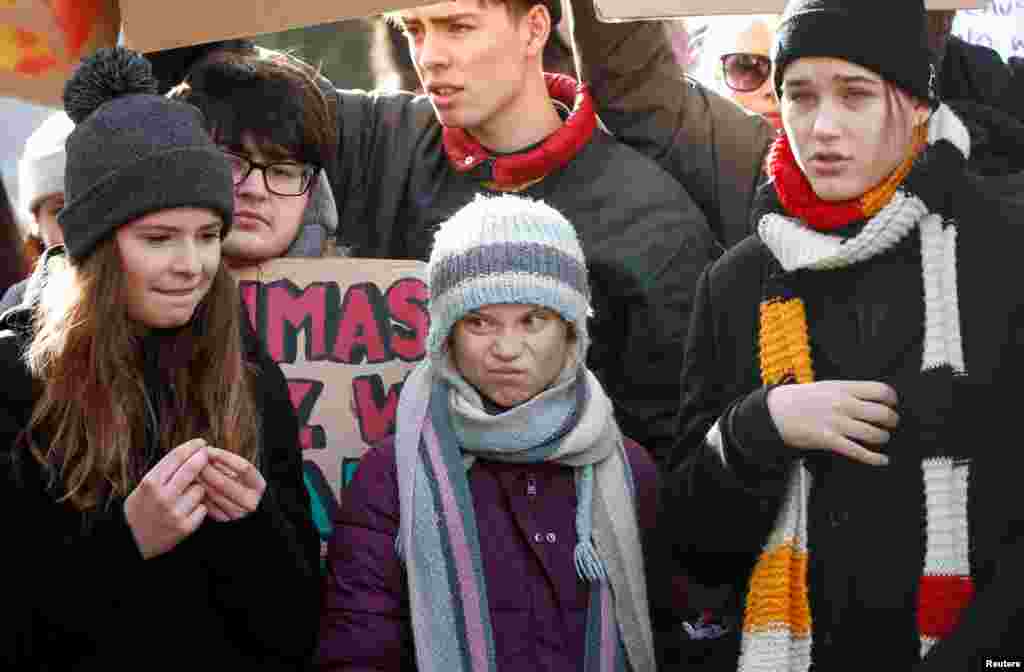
[387,0,558,28]
[169,49,335,171]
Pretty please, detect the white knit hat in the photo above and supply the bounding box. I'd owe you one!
[17,111,74,234]
[426,194,593,361]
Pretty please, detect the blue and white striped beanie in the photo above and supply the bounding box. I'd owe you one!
[427,194,592,362]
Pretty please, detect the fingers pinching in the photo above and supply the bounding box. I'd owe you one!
[206,447,261,488]
[201,447,265,516]
[174,482,206,518]
[151,438,207,486]
[166,443,210,496]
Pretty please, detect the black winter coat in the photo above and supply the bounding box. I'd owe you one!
[0,254,322,671]
[659,178,1024,671]
[329,80,715,465]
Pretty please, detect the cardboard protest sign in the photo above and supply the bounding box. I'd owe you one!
[593,0,986,22]
[235,258,429,513]
[0,0,119,106]
[119,0,433,53]
[954,1,1024,61]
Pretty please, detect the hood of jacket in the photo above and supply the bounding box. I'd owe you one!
[284,169,341,257]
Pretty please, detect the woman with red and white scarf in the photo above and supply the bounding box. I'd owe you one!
[658,0,1024,670]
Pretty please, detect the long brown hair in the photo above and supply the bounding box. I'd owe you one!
[25,238,260,510]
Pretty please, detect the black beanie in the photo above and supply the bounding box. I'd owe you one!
[59,47,234,262]
[772,0,933,103]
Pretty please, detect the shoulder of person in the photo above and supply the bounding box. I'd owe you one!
[0,278,29,316]
[705,234,770,295]
[338,437,401,525]
[581,129,688,190]
[0,327,33,402]
[333,87,436,133]
[622,436,658,487]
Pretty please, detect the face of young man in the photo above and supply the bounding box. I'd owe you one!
[397,0,542,144]
[451,303,571,408]
[116,207,223,330]
[780,57,929,202]
[220,138,312,267]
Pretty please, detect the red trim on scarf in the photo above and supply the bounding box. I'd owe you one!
[917,575,975,639]
[442,73,597,188]
[768,133,864,232]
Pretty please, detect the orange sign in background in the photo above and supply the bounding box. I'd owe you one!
[0,0,119,106]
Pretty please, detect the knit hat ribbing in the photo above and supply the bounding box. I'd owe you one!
[59,47,234,262]
[17,112,74,233]
[426,194,592,361]
[772,0,933,103]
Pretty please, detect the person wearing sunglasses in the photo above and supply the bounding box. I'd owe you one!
[701,15,782,131]
[170,47,340,271]
[569,0,776,251]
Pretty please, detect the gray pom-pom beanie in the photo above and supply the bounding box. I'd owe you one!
[59,47,234,261]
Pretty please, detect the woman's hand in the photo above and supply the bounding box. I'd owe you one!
[766,380,900,466]
[198,447,266,522]
[124,438,210,559]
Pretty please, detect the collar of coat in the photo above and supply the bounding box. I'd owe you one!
[442,73,597,190]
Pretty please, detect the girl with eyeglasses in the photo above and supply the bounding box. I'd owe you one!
[698,15,782,131]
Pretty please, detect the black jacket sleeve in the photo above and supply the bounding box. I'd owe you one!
[658,262,797,588]
[200,343,322,665]
[329,89,436,259]
[566,0,775,249]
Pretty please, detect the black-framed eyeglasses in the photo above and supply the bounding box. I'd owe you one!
[721,53,772,93]
[222,151,319,196]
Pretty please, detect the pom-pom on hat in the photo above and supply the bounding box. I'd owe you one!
[772,0,933,104]
[426,194,592,362]
[59,47,234,261]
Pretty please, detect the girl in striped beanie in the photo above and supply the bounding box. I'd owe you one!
[318,193,662,671]
[657,0,1024,670]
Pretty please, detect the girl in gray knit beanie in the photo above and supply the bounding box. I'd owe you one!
[0,47,320,669]
[320,193,662,672]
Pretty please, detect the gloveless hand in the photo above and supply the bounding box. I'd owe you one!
[198,447,266,522]
[124,438,210,559]
[766,380,900,466]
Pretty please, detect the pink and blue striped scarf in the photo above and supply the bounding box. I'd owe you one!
[394,359,655,672]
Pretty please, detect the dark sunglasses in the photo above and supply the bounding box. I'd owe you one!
[720,53,772,93]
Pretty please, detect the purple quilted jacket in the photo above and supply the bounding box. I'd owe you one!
[316,435,660,671]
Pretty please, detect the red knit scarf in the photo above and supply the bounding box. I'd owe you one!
[768,126,927,232]
[442,73,596,191]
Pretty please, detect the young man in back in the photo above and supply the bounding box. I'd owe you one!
[328,0,715,468]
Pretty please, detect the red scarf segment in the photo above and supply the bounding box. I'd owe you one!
[767,133,864,232]
[768,126,927,233]
[442,73,596,189]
